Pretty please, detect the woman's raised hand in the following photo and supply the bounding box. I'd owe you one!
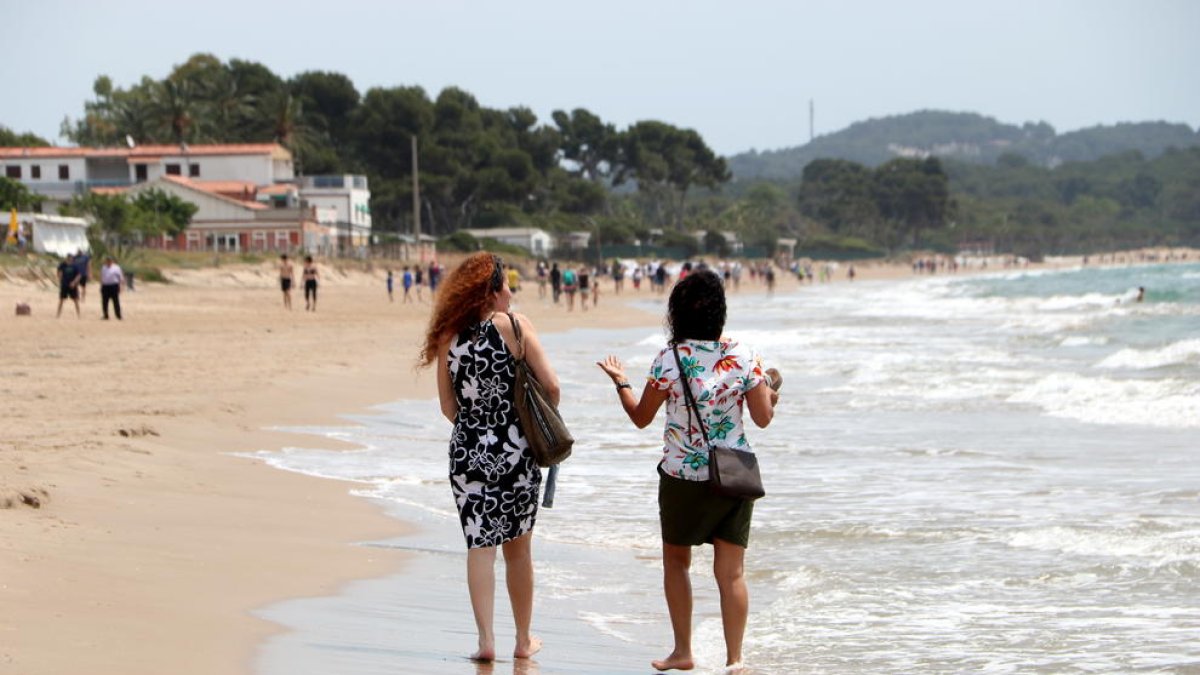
[596,355,627,383]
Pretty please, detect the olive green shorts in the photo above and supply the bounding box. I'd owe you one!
[658,465,753,548]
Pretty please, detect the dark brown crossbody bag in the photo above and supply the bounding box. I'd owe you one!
[507,312,574,468]
[673,344,765,501]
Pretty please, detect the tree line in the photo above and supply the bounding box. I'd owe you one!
[4,54,1197,261]
[55,54,728,240]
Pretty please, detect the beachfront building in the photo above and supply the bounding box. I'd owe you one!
[123,176,338,254]
[462,227,555,256]
[0,143,295,212]
[561,231,592,252]
[0,143,373,255]
[692,230,744,255]
[297,175,373,254]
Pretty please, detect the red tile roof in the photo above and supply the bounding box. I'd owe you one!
[192,180,259,199]
[158,175,269,210]
[0,143,290,160]
[257,183,296,196]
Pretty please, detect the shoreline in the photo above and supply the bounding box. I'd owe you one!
[0,263,663,675]
[2,250,1193,674]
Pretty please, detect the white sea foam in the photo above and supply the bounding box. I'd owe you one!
[1008,373,1200,428]
[1006,526,1200,565]
[1060,335,1109,347]
[1096,339,1200,370]
[1036,292,1126,311]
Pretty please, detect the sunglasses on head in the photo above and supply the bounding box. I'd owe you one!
[490,255,504,292]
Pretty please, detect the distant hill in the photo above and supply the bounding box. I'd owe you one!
[728,110,1200,181]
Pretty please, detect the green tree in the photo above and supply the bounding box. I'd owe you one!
[0,176,46,211]
[0,126,50,147]
[796,158,878,236]
[616,121,729,230]
[552,108,620,183]
[131,189,198,237]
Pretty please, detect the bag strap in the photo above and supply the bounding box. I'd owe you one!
[505,311,526,361]
[672,344,711,451]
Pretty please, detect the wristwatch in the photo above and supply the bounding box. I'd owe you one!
[615,381,632,391]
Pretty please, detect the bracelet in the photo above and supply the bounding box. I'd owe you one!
[615,381,632,391]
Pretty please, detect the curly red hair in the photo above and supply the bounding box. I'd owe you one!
[419,252,502,367]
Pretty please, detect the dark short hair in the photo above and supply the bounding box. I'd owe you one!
[667,270,726,343]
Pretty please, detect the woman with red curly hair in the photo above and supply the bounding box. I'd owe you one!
[419,252,560,663]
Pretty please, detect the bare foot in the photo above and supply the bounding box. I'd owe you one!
[651,650,694,671]
[514,635,542,659]
[469,646,495,663]
[723,662,747,674]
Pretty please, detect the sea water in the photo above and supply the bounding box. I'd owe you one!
[253,263,1199,674]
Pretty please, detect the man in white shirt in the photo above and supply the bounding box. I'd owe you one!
[100,257,124,320]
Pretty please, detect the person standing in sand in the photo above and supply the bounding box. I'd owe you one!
[419,252,558,663]
[402,266,414,303]
[578,266,591,312]
[279,254,295,310]
[99,257,124,320]
[597,269,778,673]
[302,256,319,311]
[56,252,82,318]
[73,248,92,302]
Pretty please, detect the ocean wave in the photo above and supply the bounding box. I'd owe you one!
[1036,292,1127,311]
[1060,335,1110,347]
[1095,338,1200,370]
[1006,525,1200,566]
[1008,373,1200,429]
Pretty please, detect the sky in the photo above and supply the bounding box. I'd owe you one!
[2,0,1197,156]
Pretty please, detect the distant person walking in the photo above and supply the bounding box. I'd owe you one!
[507,265,521,294]
[549,263,562,304]
[387,270,395,302]
[99,257,124,320]
[303,255,319,311]
[415,266,425,302]
[56,253,82,318]
[578,267,590,312]
[279,254,295,310]
[536,261,548,299]
[403,266,414,303]
[562,266,578,311]
[73,249,92,302]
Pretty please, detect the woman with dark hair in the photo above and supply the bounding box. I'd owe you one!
[597,269,778,673]
[419,251,560,662]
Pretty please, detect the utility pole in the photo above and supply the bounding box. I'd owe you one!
[411,135,420,242]
[809,99,814,142]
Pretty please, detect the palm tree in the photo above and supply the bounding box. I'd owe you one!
[149,78,203,144]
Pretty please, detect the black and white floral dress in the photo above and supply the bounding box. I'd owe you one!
[447,319,541,549]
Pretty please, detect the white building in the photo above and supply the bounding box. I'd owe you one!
[463,227,555,257]
[1,143,372,254]
[297,174,372,251]
[0,143,295,212]
[123,176,336,254]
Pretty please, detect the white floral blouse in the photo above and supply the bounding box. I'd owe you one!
[646,338,766,481]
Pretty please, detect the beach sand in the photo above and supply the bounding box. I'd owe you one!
[2,248,1190,674]
[0,257,666,674]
